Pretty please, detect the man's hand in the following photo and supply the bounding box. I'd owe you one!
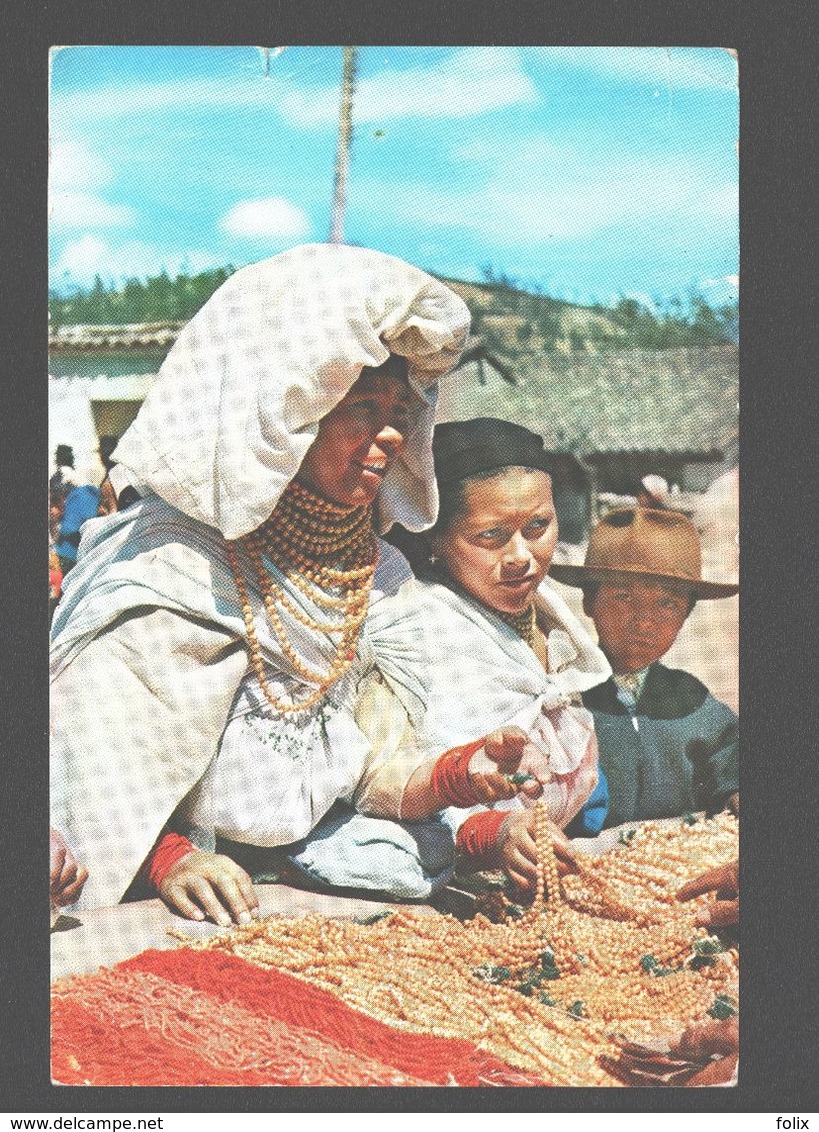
[158,851,260,927]
[50,827,88,907]
[676,859,738,928]
[497,809,578,892]
[468,727,545,803]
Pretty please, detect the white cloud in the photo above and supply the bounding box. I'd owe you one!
[49,140,112,190]
[529,47,737,92]
[50,235,219,288]
[279,48,537,126]
[368,129,737,249]
[49,139,135,230]
[52,76,266,126]
[365,149,718,245]
[49,191,135,229]
[53,49,536,130]
[220,197,311,240]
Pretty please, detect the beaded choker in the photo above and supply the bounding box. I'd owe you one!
[227,480,377,715]
[497,603,537,648]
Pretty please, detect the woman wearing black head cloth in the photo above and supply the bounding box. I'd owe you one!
[369,418,612,893]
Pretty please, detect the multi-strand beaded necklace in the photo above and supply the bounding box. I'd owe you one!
[226,480,377,715]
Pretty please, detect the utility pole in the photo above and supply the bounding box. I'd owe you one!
[328,46,356,245]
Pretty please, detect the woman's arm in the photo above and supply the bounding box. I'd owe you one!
[399,729,543,820]
[51,608,248,911]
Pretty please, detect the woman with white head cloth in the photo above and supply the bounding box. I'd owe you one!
[51,244,537,924]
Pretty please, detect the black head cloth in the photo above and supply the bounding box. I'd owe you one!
[432,417,552,486]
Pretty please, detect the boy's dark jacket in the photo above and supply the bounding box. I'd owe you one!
[570,662,738,833]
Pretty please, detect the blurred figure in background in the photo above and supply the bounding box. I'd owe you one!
[55,481,100,575]
[49,444,76,541]
[96,435,120,517]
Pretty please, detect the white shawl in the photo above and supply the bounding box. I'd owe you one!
[367,575,612,828]
[51,246,468,908]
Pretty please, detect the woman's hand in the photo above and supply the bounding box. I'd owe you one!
[497,810,578,892]
[158,850,260,927]
[50,827,88,907]
[670,1016,739,1086]
[468,727,545,804]
[676,859,738,929]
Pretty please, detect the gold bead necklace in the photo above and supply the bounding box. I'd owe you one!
[498,603,537,648]
[227,480,377,715]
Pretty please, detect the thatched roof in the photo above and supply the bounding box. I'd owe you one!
[48,316,737,461]
[439,344,738,458]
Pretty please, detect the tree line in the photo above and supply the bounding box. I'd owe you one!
[49,263,738,352]
[49,266,236,330]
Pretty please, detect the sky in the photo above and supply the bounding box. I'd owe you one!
[48,46,738,309]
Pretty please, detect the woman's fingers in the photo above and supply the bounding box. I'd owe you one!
[55,865,89,906]
[519,776,544,799]
[236,868,261,918]
[187,875,233,927]
[505,846,537,884]
[213,869,259,925]
[484,727,528,772]
[59,851,80,887]
[506,866,534,892]
[684,1055,738,1087]
[547,824,579,871]
[162,855,259,926]
[470,771,513,803]
[163,882,206,922]
[672,1017,738,1061]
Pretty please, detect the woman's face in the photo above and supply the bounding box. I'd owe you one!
[297,369,414,507]
[432,468,558,614]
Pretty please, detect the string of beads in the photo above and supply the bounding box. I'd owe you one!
[183,809,738,1086]
[226,480,377,715]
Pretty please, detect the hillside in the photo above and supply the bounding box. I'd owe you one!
[49,266,737,355]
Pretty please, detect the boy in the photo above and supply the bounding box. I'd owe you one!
[551,506,738,831]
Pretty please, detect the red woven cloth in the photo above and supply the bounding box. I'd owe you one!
[52,947,549,1087]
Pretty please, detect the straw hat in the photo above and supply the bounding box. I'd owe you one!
[549,506,739,600]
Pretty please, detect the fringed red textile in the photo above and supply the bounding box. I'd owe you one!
[52,947,548,1087]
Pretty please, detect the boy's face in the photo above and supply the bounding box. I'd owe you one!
[584,580,691,674]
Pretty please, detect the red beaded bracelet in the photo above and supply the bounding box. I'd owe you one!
[456,809,507,865]
[146,832,197,890]
[429,738,488,808]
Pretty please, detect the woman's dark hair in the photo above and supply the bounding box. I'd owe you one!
[386,418,554,573]
[387,465,550,573]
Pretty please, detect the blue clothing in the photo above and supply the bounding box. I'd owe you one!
[567,771,609,837]
[571,662,738,831]
[55,485,100,564]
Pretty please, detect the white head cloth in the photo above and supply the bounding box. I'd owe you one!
[111,243,470,540]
